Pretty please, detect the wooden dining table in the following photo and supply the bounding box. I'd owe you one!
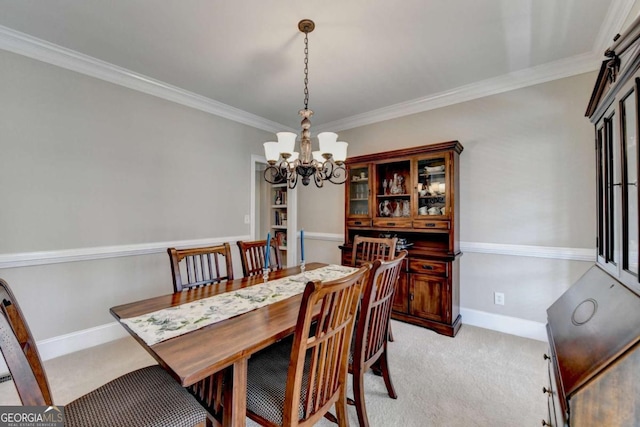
[110,262,327,427]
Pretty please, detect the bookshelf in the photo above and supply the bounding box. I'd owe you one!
[270,183,296,267]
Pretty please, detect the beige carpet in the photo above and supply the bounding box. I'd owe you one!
[0,320,547,426]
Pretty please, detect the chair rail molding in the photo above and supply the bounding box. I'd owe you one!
[459,241,595,262]
[0,236,595,269]
[303,233,595,261]
[0,235,251,269]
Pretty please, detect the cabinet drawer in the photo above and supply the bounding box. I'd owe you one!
[372,218,413,228]
[347,219,372,227]
[412,220,450,230]
[409,259,448,277]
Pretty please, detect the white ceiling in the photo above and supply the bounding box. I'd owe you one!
[0,0,637,132]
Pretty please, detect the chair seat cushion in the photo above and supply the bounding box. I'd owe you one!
[246,338,311,426]
[65,365,207,427]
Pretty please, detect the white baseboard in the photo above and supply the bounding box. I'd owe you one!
[0,321,129,376]
[0,307,546,377]
[460,308,547,342]
[37,322,130,360]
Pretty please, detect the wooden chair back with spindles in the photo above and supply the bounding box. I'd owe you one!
[351,235,398,267]
[167,243,234,292]
[237,240,282,278]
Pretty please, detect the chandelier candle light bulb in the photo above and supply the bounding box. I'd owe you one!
[263,19,348,189]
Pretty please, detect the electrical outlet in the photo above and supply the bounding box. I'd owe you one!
[244,214,250,224]
[494,292,505,305]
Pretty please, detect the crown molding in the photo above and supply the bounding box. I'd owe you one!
[0,1,634,135]
[315,51,602,133]
[593,0,637,54]
[0,25,293,134]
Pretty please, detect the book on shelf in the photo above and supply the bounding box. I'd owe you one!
[274,189,287,205]
[274,211,287,226]
[275,231,287,248]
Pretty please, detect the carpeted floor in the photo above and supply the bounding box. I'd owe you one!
[0,320,547,426]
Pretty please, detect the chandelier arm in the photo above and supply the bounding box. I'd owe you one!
[264,164,287,184]
[314,169,325,187]
[288,165,299,189]
[326,162,348,184]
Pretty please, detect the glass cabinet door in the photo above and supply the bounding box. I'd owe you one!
[416,155,448,217]
[375,160,411,219]
[348,164,371,217]
[596,107,620,268]
[621,86,639,277]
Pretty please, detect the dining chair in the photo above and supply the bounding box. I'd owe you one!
[237,239,282,278]
[166,244,233,417]
[245,265,370,427]
[0,278,208,427]
[349,250,408,427]
[167,243,234,292]
[351,235,399,342]
[350,235,398,267]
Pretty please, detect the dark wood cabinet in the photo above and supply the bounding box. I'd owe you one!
[340,141,463,337]
[544,16,640,427]
[545,265,640,426]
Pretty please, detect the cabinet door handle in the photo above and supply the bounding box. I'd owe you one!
[387,222,396,226]
[541,420,552,426]
[543,354,550,361]
[422,265,434,270]
[542,387,552,395]
[425,223,436,227]
[354,221,362,225]
[409,293,414,301]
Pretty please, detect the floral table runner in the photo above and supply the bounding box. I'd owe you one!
[122,264,358,346]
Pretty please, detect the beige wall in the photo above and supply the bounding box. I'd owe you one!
[0,44,599,339]
[299,72,597,323]
[0,50,270,339]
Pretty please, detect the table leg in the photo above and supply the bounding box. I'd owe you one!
[223,357,248,427]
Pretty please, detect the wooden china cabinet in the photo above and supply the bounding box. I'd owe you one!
[543,17,640,427]
[340,141,463,337]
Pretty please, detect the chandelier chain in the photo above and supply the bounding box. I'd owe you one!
[303,31,309,110]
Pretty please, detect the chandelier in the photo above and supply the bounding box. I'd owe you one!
[263,19,348,188]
